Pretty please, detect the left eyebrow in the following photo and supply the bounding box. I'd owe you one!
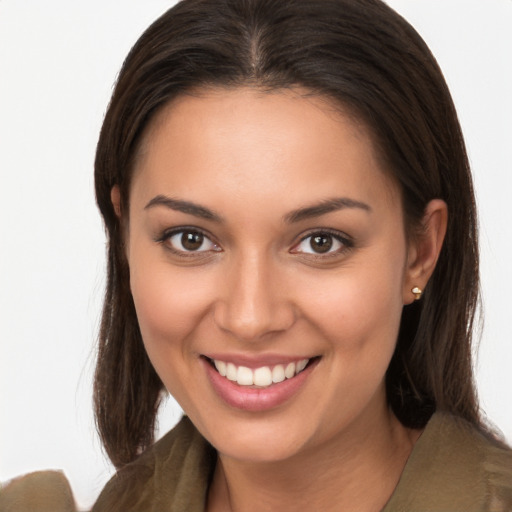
[284,197,371,223]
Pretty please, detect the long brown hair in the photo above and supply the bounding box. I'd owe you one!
[94,0,480,468]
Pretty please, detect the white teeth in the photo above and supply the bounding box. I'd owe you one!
[212,358,311,387]
[254,366,273,387]
[296,359,308,374]
[226,362,237,381]
[272,365,285,383]
[237,366,254,386]
[284,362,296,379]
[214,360,227,377]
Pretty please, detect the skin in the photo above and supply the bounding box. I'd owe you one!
[113,87,447,512]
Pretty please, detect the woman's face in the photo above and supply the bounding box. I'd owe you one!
[124,88,419,462]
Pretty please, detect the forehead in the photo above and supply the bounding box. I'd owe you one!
[131,87,401,216]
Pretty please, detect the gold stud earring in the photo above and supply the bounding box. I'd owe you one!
[411,286,423,300]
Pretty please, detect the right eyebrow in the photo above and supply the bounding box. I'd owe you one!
[144,195,223,222]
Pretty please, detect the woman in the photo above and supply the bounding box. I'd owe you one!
[90,0,512,510]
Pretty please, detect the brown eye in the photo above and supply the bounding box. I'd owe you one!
[165,229,220,254]
[292,230,350,256]
[181,232,204,251]
[310,234,333,253]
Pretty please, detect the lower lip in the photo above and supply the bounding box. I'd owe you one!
[203,358,319,412]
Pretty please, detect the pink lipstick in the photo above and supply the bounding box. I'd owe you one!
[202,356,319,412]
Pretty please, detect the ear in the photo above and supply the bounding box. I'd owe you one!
[403,199,448,305]
[111,185,122,218]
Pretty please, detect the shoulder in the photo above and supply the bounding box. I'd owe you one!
[385,412,512,511]
[0,470,77,512]
[92,416,216,512]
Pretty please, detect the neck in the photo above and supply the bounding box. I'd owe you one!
[207,401,421,512]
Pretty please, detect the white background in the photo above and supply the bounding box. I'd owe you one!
[1,1,511,509]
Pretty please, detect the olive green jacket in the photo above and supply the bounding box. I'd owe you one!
[2,412,511,511]
[92,412,512,511]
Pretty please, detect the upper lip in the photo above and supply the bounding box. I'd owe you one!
[202,353,318,369]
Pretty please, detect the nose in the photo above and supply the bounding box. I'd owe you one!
[213,252,296,342]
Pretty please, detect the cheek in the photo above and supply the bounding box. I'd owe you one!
[128,253,214,357]
[289,258,405,433]
[297,256,405,351]
[128,262,219,406]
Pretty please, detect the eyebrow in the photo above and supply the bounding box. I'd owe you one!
[144,195,223,222]
[144,195,370,224]
[284,197,371,223]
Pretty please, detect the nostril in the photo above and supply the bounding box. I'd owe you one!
[212,294,297,342]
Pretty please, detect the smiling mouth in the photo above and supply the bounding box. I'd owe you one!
[205,357,319,388]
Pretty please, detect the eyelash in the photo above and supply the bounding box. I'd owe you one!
[155,227,353,258]
[155,227,221,257]
[291,228,354,257]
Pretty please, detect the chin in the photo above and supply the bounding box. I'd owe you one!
[189,407,322,464]
[214,430,309,463]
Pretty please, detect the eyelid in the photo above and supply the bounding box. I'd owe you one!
[290,228,353,255]
[154,226,222,255]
